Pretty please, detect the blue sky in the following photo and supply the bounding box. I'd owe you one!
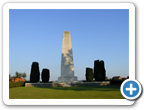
[9,9,129,81]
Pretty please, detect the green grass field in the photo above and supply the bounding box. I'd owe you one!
[9,85,124,99]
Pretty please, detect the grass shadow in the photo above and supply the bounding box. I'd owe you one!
[32,85,121,92]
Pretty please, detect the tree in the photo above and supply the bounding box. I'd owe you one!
[15,71,23,78]
[16,71,19,77]
[85,68,94,82]
[30,62,40,82]
[9,74,12,82]
[19,73,22,78]
[105,76,108,80]
[41,69,50,82]
[94,60,106,81]
[22,72,27,79]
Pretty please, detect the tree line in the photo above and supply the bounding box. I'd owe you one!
[9,71,27,79]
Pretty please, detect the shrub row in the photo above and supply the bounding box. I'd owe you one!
[9,81,25,88]
[110,80,124,85]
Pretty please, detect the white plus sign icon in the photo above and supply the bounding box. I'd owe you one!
[126,83,137,95]
[121,79,142,100]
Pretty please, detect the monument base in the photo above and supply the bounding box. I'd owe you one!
[25,81,110,87]
[58,76,77,83]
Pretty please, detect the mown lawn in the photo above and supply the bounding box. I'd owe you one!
[9,85,124,99]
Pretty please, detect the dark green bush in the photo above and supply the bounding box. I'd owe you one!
[9,82,13,88]
[94,60,99,81]
[41,69,50,82]
[30,62,40,82]
[9,81,25,88]
[110,80,124,85]
[94,60,106,81]
[85,68,94,82]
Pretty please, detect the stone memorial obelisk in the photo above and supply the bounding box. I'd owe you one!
[58,31,77,82]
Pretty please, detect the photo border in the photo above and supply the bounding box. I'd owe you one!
[3,3,135,105]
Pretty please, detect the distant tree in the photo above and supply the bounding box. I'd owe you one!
[112,76,122,80]
[19,73,22,78]
[15,71,23,78]
[9,74,12,82]
[22,72,27,79]
[16,71,19,77]
[105,76,108,80]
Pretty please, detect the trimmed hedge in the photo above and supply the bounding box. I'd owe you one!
[41,69,50,82]
[94,60,106,81]
[110,80,124,85]
[9,81,25,88]
[30,62,40,82]
[85,68,94,82]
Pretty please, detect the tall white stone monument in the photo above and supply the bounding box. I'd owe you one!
[58,31,77,82]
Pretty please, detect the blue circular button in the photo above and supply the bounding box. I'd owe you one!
[123,81,139,97]
[121,79,142,100]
